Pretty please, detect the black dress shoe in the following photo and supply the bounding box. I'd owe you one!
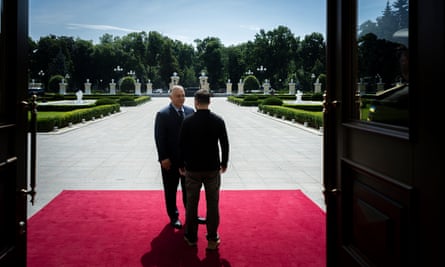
[171,219,182,229]
[197,217,207,224]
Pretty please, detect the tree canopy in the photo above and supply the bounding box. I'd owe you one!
[29,26,326,93]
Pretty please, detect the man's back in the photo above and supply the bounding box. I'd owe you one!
[179,109,229,172]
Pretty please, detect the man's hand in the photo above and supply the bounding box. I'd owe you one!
[220,166,227,173]
[160,158,171,171]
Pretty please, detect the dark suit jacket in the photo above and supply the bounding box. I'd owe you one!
[154,103,194,166]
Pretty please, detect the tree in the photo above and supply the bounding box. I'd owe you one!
[358,0,408,45]
[253,26,298,88]
[375,1,398,41]
[225,46,246,90]
[159,40,179,87]
[172,40,196,87]
[243,75,260,92]
[358,33,401,89]
[298,33,326,91]
[30,26,327,95]
[392,0,409,29]
[197,37,224,90]
[120,76,136,93]
[72,39,94,90]
[146,31,164,66]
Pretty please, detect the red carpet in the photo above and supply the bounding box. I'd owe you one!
[28,190,325,267]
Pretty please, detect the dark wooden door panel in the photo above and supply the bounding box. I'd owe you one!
[0,0,29,266]
[340,159,414,266]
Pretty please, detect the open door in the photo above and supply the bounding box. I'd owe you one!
[325,0,444,266]
[0,0,30,266]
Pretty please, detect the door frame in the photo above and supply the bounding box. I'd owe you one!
[0,0,29,265]
[325,0,445,266]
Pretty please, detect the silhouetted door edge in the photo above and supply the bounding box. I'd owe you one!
[325,0,444,266]
[0,0,29,266]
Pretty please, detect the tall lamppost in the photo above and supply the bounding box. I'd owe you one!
[37,70,45,89]
[245,69,253,75]
[114,65,123,90]
[38,69,45,78]
[114,65,123,78]
[256,65,267,81]
[256,65,267,92]
[127,70,136,77]
[257,65,267,73]
[257,65,267,79]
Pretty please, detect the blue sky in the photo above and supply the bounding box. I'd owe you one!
[29,0,390,46]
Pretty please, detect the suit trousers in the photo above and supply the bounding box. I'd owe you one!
[161,167,186,221]
[184,170,221,242]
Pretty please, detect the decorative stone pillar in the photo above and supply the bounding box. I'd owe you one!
[263,79,270,94]
[237,79,244,95]
[146,80,153,95]
[376,76,385,93]
[199,72,209,90]
[226,79,232,95]
[135,79,141,95]
[357,78,366,94]
[109,79,116,95]
[314,78,322,93]
[29,79,43,91]
[59,79,67,95]
[169,72,180,90]
[288,79,296,95]
[84,79,92,95]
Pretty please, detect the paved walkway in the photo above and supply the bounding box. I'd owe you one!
[28,97,324,218]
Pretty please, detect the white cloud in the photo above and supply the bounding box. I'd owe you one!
[67,23,140,33]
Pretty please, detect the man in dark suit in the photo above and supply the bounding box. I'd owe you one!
[154,85,195,229]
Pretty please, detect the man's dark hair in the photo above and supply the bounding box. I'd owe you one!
[194,89,210,104]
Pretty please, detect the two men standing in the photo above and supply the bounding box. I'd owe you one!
[154,86,229,250]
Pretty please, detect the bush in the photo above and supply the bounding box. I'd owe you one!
[37,102,95,112]
[262,96,283,106]
[283,103,323,112]
[134,96,151,105]
[244,95,259,101]
[35,104,120,132]
[244,75,260,92]
[95,98,118,106]
[48,75,64,93]
[119,95,136,106]
[259,104,323,129]
[120,76,136,93]
[311,92,324,101]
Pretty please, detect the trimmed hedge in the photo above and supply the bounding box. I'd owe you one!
[34,96,150,132]
[227,95,259,106]
[258,104,323,129]
[120,95,151,106]
[227,96,323,129]
[119,95,136,106]
[283,103,323,112]
[262,96,283,106]
[37,102,96,112]
[95,98,118,105]
[36,104,120,132]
